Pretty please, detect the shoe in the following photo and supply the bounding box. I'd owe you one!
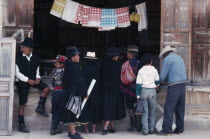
[19,124,30,133]
[68,133,83,139]
[50,121,58,135]
[157,131,172,136]
[109,129,116,133]
[173,130,183,135]
[68,132,81,137]
[127,127,137,132]
[142,131,148,136]
[35,104,49,117]
[57,123,63,134]
[149,130,156,134]
[102,129,108,135]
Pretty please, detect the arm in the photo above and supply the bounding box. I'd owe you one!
[136,70,143,98]
[35,66,41,84]
[136,84,142,98]
[15,65,28,82]
[160,58,170,82]
[154,69,160,85]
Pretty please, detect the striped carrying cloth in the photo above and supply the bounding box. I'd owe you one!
[50,0,66,18]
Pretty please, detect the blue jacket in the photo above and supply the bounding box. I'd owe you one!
[160,52,187,86]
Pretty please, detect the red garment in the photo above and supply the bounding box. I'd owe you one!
[88,7,102,27]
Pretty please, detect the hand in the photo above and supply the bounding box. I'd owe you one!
[161,81,167,85]
[35,78,40,84]
[27,79,36,86]
[137,97,140,102]
[85,96,89,100]
[156,86,160,93]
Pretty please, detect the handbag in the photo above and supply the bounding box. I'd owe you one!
[66,93,82,115]
[134,99,145,115]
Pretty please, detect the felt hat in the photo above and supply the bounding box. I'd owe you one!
[106,47,120,58]
[127,45,139,52]
[84,52,97,59]
[159,45,177,58]
[21,37,34,48]
[65,46,80,57]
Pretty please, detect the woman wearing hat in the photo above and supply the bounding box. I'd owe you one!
[82,52,103,133]
[120,45,142,132]
[101,47,126,135]
[62,46,86,139]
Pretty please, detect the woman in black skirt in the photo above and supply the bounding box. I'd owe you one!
[62,46,87,139]
[101,47,126,135]
[83,52,103,133]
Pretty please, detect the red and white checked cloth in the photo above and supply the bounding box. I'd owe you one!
[116,7,130,27]
[88,7,102,27]
[81,5,90,26]
[75,4,83,24]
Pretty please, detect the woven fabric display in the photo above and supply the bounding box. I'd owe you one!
[62,0,80,24]
[50,0,66,18]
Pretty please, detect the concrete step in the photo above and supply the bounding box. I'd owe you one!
[188,108,210,116]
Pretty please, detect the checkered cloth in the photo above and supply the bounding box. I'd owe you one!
[100,9,117,27]
[50,0,66,18]
[75,4,83,23]
[80,5,90,26]
[88,7,102,27]
[116,7,130,27]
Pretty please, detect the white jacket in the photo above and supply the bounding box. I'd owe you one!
[136,65,160,88]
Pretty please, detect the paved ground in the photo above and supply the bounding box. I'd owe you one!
[1,128,210,139]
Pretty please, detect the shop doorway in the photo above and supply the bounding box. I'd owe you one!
[33,0,161,75]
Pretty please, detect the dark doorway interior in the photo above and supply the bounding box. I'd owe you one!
[34,0,160,75]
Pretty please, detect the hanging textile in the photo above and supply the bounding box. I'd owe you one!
[80,5,91,26]
[70,0,147,8]
[136,2,148,31]
[100,9,117,28]
[87,7,102,27]
[116,8,130,27]
[62,0,80,24]
[50,0,67,18]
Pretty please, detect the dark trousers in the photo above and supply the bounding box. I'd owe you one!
[162,83,186,133]
[51,91,65,122]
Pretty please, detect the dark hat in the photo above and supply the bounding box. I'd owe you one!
[106,47,120,58]
[128,45,139,52]
[21,37,34,48]
[52,55,67,63]
[65,46,80,57]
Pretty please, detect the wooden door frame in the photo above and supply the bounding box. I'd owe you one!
[160,0,193,82]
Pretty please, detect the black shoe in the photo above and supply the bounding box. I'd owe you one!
[149,130,156,134]
[68,133,83,139]
[142,131,148,136]
[50,121,58,135]
[35,104,49,117]
[127,127,137,132]
[19,124,30,133]
[68,132,81,137]
[109,129,116,133]
[57,123,63,134]
[173,130,183,135]
[157,131,172,136]
[102,129,108,135]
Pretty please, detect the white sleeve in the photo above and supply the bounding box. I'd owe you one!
[136,70,143,84]
[15,65,28,82]
[36,66,41,79]
[154,69,160,81]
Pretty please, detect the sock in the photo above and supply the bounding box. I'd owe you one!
[18,115,25,125]
[38,96,47,105]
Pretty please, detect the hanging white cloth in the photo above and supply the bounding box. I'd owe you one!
[62,0,80,24]
[136,2,148,31]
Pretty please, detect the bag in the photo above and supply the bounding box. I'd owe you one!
[121,61,137,85]
[134,99,144,115]
[66,93,82,115]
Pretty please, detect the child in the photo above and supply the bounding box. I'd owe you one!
[50,55,67,135]
[136,55,160,135]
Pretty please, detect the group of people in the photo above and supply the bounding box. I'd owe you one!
[15,37,187,139]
